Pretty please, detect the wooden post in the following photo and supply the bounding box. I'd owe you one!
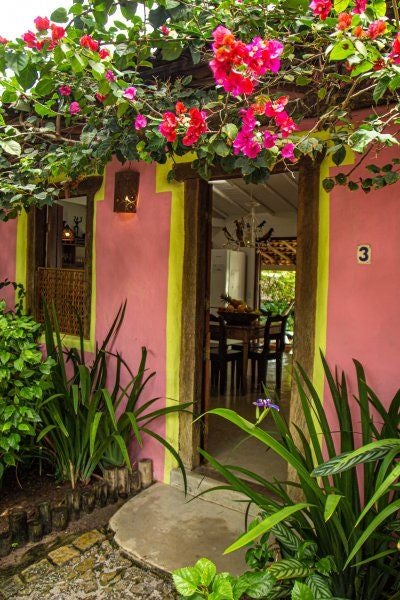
[51,507,69,531]
[66,490,81,520]
[81,491,95,514]
[36,502,52,535]
[117,466,130,498]
[129,470,141,495]
[104,466,118,503]
[9,510,28,545]
[94,481,108,507]
[0,532,11,557]
[28,521,43,543]
[138,458,153,489]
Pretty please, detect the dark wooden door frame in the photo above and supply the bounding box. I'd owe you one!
[176,159,321,470]
[26,176,103,337]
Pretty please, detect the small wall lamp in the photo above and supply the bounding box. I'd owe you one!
[114,171,140,213]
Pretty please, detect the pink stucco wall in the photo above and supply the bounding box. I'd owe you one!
[0,219,18,307]
[325,148,400,417]
[96,158,172,480]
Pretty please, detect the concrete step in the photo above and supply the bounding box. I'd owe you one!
[109,482,250,576]
[170,468,259,518]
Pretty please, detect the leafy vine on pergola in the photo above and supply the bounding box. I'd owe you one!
[0,0,400,220]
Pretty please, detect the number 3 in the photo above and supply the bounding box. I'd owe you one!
[357,245,371,264]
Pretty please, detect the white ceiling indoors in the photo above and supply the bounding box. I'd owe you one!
[211,172,298,221]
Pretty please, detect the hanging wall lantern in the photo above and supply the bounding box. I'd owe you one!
[113,171,140,213]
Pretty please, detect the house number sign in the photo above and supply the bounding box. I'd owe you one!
[357,244,371,264]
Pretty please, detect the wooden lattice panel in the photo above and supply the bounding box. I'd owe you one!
[36,267,86,336]
[259,238,297,267]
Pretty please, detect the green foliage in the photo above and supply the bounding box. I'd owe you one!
[260,270,295,328]
[1,0,400,217]
[200,355,400,599]
[0,299,53,482]
[40,301,190,489]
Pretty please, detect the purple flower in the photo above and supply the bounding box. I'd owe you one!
[123,86,137,101]
[134,114,147,130]
[253,398,279,411]
[281,142,296,163]
[69,101,81,115]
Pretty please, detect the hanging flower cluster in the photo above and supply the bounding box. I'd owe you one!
[232,96,298,161]
[310,0,367,20]
[209,26,283,96]
[22,17,65,50]
[159,102,207,146]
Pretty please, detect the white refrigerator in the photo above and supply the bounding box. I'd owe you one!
[210,249,246,310]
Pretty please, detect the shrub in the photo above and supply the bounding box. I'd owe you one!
[0,299,53,481]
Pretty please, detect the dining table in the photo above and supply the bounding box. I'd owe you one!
[209,319,280,395]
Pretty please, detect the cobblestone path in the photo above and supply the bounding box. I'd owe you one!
[0,530,178,599]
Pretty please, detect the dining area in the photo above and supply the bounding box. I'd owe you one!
[209,307,292,396]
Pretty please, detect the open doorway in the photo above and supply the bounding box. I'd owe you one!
[202,172,298,482]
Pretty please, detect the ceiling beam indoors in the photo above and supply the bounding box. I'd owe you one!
[228,180,275,216]
[212,186,249,214]
[262,181,298,211]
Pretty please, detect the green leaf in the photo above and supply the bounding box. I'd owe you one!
[324,494,342,522]
[224,504,310,554]
[50,7,69,22]
[0,139,21,156]
[305,573,333,598]
[16,65,37,91]
[333,0,350,12]
[268,558,312,581]
[211,574,234,600]
[332,146,346,166]
[236,572,276,599]
[213,140,230,157]
[329,40,355,61]
[373,77,390,103]
[34,77,54,97]
[222,124,238,140]
[322,178,335,192]
[195,558,216,587]
[161,42,183,61]
[172,566,201,596]
[291,581,314,600]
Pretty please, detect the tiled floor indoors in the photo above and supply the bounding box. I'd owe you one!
[204,353,292,483]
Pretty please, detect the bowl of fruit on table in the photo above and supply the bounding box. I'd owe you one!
[217,295,261,325]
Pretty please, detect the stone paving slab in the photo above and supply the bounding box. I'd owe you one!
[0,530,177,600]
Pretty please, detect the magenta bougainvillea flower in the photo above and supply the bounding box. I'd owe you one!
[353,0,367,13]
[309,0,332,20]
[80,35,100,51]
[34,16,50,31]
[158,103,207,145]
[69,101,81,115]
[134,114,147,130]
[59,85,72,96]
[281,142,296,162]
[123,87,137,100]
[105,70,116,82]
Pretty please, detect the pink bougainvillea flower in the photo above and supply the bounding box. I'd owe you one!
[34,16,50,31]
[209,26,283,97]
[123,86,137,100]
[134,114,147,130]
[353,0,367,13]
[50,24,65,41]
[105,70,116,82]
[160,25,170,35]
[183,108,207,145]
[80,35,100,51]
[95,93,107,102]
[389,33,400,64]
[275,111,299,137]
[58,85,72,96]
[309,0,332,20]
[264,96,288,117]
[233,107,262,158]
[0,36,9,44]
[263,131,278,149]
[98,48,110,59]
[337,13,352,30]
[159,111,178,142]
[22,31,38,48]
[281,143,296,162]
[69,101,81,115]
[367,20,387,40]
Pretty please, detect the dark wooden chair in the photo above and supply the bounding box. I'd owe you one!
[249,314,288,391]
[210,315,243,394]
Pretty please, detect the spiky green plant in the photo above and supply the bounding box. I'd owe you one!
[200,355,400,599]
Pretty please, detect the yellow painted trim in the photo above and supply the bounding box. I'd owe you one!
[157,158,187,482]
[313,148,354,399]
[15,176,106,353]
